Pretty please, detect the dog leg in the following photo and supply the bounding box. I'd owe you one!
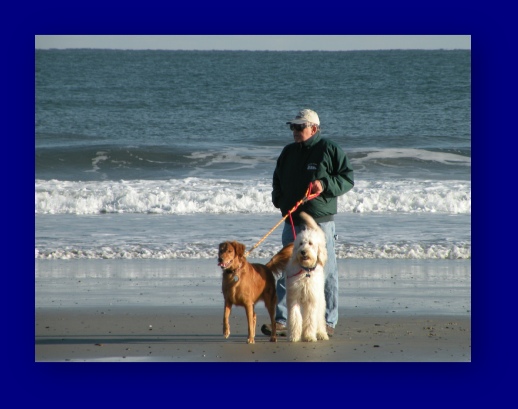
[252,311,257,340]
[265,293,277,342]
[302,303,318,342]
[316,298,329,341]
[245,304,255,344]
[223,302,232,339]
[317,323,329,340]
[270,321,277,343]
[288,303,302,342]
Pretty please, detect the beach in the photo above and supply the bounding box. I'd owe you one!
[35,259,471,362]
[35,307,470,362]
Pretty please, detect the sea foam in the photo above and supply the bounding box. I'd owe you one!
[35,241,470,260]
[35,178,471,215]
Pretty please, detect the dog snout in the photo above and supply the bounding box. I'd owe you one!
[300,250,306,256]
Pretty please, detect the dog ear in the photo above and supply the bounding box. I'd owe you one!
[218,242,229,253]
[231,241,246,259]
[318,243,328,266]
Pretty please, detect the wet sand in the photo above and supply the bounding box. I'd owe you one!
[35,306,470,362]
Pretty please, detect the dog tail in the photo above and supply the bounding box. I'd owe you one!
[266,243,294,276]
[299,211,320,231]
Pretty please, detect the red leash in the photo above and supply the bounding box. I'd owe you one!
[288,181,320,240]
[243,182,320,257]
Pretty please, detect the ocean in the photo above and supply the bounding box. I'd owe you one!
[35,49,471,262]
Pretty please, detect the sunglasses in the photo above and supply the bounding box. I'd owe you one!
[289,123,312,132]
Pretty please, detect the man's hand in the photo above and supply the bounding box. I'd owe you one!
[310,180,323,195]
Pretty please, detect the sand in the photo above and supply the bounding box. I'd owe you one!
[35,306,470,362]
[35,258,470,362]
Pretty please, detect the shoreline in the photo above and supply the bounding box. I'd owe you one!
[36,258,470,362]
[35,306,470,362]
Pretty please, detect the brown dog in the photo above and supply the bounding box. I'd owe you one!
[218,241,293,344]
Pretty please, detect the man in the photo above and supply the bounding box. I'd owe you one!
[261,108,354,337]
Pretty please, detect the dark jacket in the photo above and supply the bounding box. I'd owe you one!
[272,131,354,224]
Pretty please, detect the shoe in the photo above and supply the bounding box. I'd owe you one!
[261,323,287,337]
[326,325,334,337]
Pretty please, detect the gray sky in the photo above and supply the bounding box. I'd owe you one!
[35,35,471,51]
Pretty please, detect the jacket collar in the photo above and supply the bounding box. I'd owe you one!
[300,131,321,149]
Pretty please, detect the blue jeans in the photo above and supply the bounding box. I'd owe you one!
[275,221,338,328]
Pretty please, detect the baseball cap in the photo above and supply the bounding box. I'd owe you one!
[286,109,320,126]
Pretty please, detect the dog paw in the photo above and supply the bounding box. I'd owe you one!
[269,336,277,343]
[317,332,329,341]
[302,336,318,342]
[223,329,230,339]
[247,338,255,344]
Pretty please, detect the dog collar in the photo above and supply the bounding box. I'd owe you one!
[301,264,317,272]
[288,265,316,279]
[223,262,242,281]
[223,270,240,283]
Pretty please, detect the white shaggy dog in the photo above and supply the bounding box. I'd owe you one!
[286,212,329,342]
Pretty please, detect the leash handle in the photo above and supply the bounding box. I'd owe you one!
[304,180,322,202]
[290,181,320,240]
[244,182,320,258]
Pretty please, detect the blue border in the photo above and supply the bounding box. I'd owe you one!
[6,0,514,405]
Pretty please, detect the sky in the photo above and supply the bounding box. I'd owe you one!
[35,35,471,51]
